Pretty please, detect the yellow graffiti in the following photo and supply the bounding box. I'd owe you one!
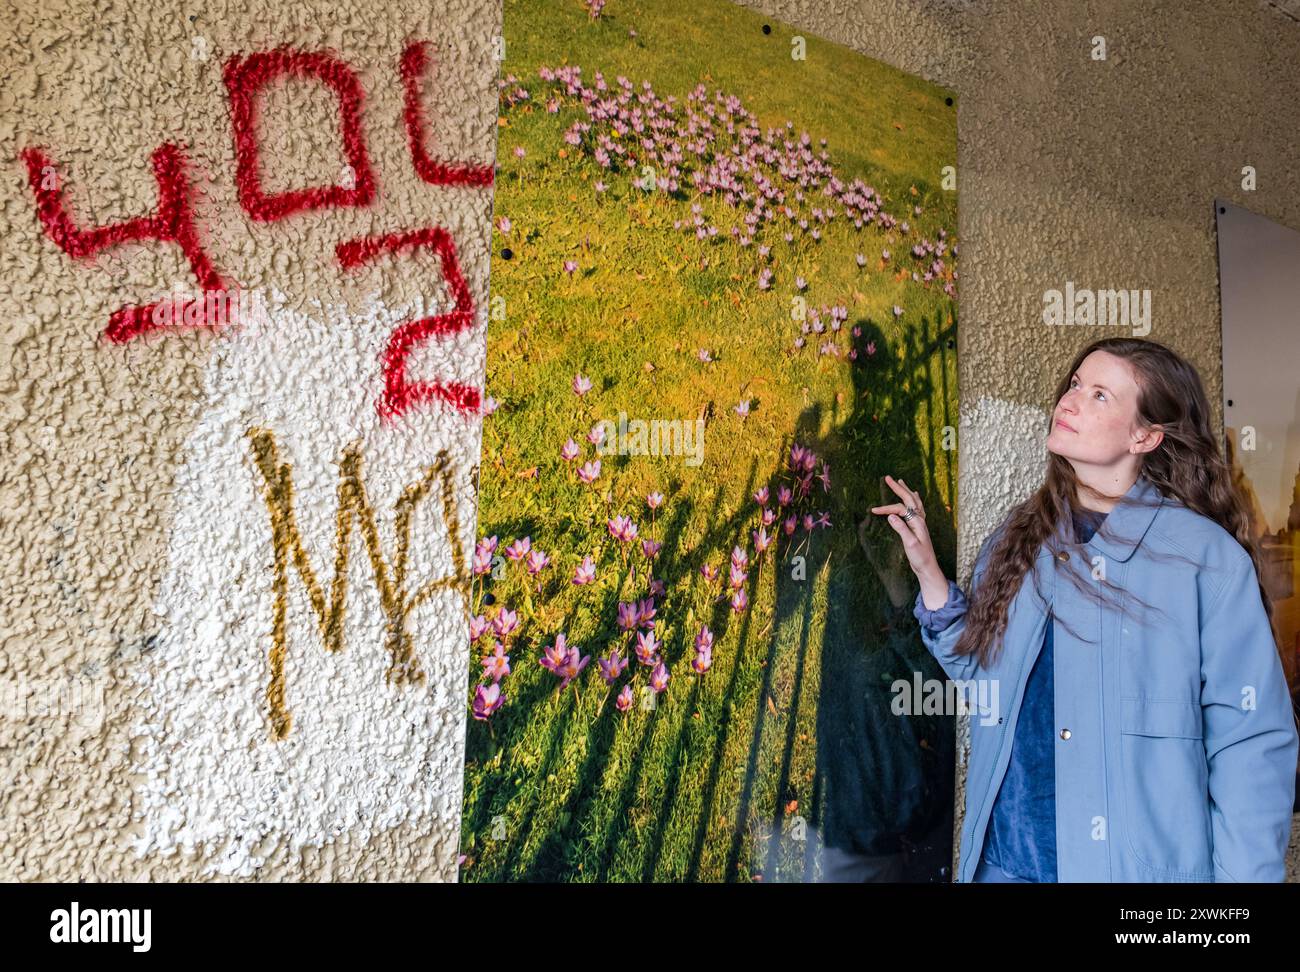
[246,426,471,740]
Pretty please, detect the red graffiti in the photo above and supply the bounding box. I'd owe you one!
[224,47,377,221]
[22,42,491,418]
[20,143,232,343]
[401,41,494,188]
[337,228,481,420]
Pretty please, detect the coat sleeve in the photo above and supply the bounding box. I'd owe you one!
[914,524,1002,684]
[1199,549,1299,882]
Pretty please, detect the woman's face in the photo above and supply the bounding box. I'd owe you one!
[1047,350,1161,468]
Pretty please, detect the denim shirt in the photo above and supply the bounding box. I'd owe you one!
[913,507,1108,882]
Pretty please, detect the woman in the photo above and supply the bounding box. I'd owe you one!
[873,337,1299,882]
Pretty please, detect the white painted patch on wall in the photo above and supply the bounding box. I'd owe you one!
[129,287,482,877]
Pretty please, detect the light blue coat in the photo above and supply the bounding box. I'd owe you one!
[919,472,1299,882]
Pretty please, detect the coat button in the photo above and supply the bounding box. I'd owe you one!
[1060,728,1071,740]
[1056,551,1069,562]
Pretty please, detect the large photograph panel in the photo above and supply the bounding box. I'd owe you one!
[460,0,960,882]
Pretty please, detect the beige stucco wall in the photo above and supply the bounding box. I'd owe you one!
[2,0,1296,880]
[0,0,500,880]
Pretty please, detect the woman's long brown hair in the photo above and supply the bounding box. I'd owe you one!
[950,337,1272,670]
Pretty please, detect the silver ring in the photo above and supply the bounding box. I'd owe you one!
[901,506,917,523]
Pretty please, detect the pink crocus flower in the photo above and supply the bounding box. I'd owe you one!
[815,512,832,529]
[650,662,671,693]
[641,539,662,560]
[469,614,491,642]
[481,642,511,681]
[616,684,634,711]
[646,491,664,510]
[729,562,747,590]
[573,555,597,585]
[761,507,777,527]
[598,648,628,685]
[802,513,815,532]
[504,537,531,561]
[777,485,793,507]
[560,438,581,462]
[496,216,512,235]
[539,633,588,689]
[472,546,493,575]
[525,548,551,575]
[513,145,526,159]
[753,486,770,505]
[892,305,903,318]
[617,601,640,632]
[563,259,578,275]
[608,515,638,543]
[695,625,714,653]
[493,608,519,639]
[473,682,504,720]
[587,424,607,447]
[648,578,665,597]
[692,644,712,675]
[866,340,877,356]
[578,460,601,484]
[789,443,811,472]
[635,630,661,667]
[635,597,657,630]
[731,545,748,571]
[782,515,797,536]
[730,589,748,613]
[818,463,831,493]
[734,399,751,418]
[482,396,500,415]
[700,562,718,583]
[573,373,593,396]
[554,647,590,689]
[753,527,774,557]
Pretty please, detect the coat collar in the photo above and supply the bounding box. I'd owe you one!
[1047,472,1165,564]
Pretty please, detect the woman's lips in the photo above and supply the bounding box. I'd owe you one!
[1056,419,1076,432]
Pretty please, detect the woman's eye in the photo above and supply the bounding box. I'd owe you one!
[1071,377,1103,401]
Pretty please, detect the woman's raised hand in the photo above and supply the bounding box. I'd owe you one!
[871,475,942,581]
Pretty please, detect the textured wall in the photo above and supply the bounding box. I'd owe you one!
[3,0,1298,880]
[1,0,499,880]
